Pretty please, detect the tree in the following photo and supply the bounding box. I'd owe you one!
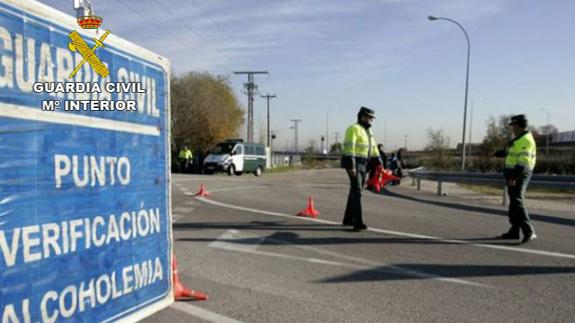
[480,115,514,156]
[425,128,452,169]
[330,142,342,153]
[538,124,559,136]
[171,72,244,155]
[426,128,449,153]
[304,140,317,154]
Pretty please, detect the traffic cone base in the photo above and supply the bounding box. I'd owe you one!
[297,195,320,218]
[172,255,208,301]
[195,184,211,197]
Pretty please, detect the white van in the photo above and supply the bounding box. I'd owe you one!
[203,140,267,176]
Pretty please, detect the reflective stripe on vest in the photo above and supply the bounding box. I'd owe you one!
[505,132,536,170]
[342,123,379,159]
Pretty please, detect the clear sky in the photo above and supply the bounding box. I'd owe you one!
[41,0,575,151]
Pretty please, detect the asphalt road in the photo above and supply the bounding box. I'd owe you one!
[144,169,575,323]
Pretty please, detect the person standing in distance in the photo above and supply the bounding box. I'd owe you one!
[341,107,382,231]
[178,145,193,173]
[497,114,537,243]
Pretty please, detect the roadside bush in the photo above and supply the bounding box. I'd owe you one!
[414,153,575,175]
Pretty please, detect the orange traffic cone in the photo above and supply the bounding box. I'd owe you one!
[297,196,320,218]
[194,184,211,197]
[367,166,383,192]
[381,169,400,186]
[172,255,208,301]
[367,166,401,192]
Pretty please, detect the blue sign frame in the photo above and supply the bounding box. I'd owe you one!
[0,1,172,322]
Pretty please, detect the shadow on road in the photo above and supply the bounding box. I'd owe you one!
[173,221,344,232]
[319,264,575,283]
[174,222,518,247]
[376,187,575,228]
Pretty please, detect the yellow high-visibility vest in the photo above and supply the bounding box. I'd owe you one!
[343,123,379,159]
[179,149,193,159]
[505,132,536,171]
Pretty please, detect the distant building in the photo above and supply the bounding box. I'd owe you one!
[552,130,575,144]
[455,143,483,155]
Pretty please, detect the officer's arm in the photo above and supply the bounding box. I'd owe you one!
[342,127,357,171]
[514,142,533,174]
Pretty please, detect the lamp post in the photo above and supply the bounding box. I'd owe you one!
[428,15,471,171]
[542,107,550,155]
[468,96,481,158]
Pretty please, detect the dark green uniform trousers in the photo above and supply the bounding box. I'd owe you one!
[507,172,535,236]
[343,162,367,227]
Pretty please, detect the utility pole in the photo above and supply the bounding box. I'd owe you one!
[326,108,330,157]
[233,71,268,142]
[290,119,302,153]
[260,94,276,147]
[270,131,277,152]
[335,132,340,153]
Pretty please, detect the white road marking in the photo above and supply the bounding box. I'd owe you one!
[171,302,244,323]
[197,197,575,261]
[183,186,265,196]
[209,230,487,288]
[173,177,229,182]
[0,103,160,136]
[174,207,195,214]
[209,186,268,193]
[209,229,266,252]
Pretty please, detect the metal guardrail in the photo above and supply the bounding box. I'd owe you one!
[408,170,575,205]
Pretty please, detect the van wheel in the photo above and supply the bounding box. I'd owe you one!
[254,166,263,177]
[228,164,235,176]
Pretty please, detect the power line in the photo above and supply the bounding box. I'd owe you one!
[151,0,236,64]
[188,0,239,47]
[119,0,233,67]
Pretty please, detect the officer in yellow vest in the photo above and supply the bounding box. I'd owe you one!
[178,146,193,173]
[341,107,382,231]
[499,115,537,243]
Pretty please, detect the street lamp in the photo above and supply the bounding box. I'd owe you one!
[542,107,550,155]
[468,96,481,158]
[428,15,471,171]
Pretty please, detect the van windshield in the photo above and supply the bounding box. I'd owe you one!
[213,143,235,155]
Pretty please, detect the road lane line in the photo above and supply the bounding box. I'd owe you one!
[171,302,244,323]
[209,230,266,252]
[197,197,575,261]
[174,207,195,214]
[209,229,488,288]
[183,186,266,195]
[182,200,198,206]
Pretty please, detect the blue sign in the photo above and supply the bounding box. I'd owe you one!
[0,1,172,322]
